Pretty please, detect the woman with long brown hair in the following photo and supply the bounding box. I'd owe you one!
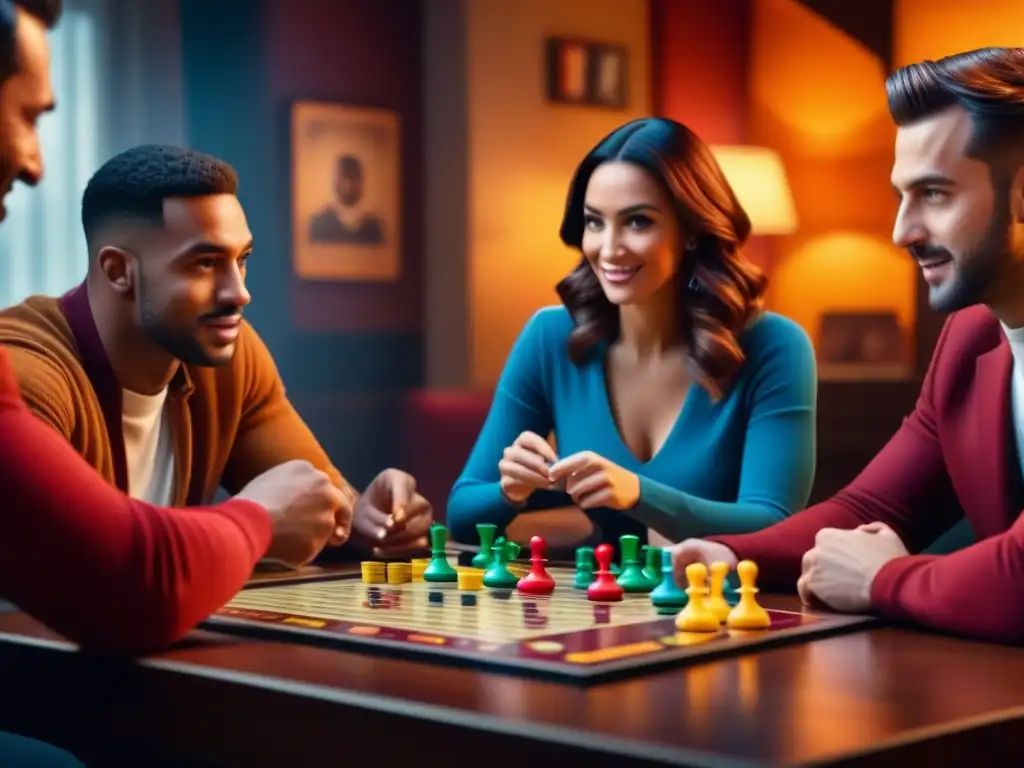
[447,117,816,551]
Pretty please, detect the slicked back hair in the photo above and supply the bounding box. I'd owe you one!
[886,48,1024,170]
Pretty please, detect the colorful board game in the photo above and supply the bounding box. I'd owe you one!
[203,559,876,683]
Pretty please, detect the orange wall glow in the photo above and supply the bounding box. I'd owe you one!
[464,0,651,388]
[749,0,914,373]
[894,0,1024,64]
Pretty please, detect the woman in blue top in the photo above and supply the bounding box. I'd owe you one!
[447,117,817,549]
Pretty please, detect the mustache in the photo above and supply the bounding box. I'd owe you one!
[199,306,243,322]
[909,244,953,261]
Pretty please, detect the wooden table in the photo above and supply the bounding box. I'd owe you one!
[0,575,1021,767]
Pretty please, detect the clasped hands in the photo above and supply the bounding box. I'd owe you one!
[796,522,909,611]
[667,522,910,615]
[498,430,640,510]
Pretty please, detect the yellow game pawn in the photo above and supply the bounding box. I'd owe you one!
[726,560,771,630]
[675,562,720,633]
[706,561,731,622]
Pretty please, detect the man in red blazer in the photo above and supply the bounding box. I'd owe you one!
[669,47,1024,645]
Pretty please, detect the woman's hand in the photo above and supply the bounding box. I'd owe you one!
[547,451,640,510]
[498,430,559,504]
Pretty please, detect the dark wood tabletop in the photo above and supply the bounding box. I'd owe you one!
[0,570,1022,768]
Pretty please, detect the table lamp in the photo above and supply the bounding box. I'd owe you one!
[711,145,798,236]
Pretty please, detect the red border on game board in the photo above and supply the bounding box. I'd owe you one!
[203,583,879,684]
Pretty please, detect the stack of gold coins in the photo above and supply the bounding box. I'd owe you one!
[361,561,387,584]
[387,562,412,584]
[457,567,484,591]
[411,558,430,581]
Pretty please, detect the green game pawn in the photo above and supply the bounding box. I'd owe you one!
[616,534,653,592]
[573,546,596,589]
[423,524,458,582]
[505,540,522,561]
[650,548,687,612]
[642,545,661,587]
[483,536,518,588]
[471,523,498,569]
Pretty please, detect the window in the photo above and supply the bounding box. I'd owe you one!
[0,4,102,308]
[0,0,186,309]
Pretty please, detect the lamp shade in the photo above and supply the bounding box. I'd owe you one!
[711,145,798,235]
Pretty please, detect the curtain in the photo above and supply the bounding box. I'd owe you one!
[0,0,185,308]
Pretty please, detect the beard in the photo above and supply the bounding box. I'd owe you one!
[916,203,1014,314]
[137,272,236,367]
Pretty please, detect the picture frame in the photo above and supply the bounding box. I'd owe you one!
[545,37,628,109]
[290,100,402,282]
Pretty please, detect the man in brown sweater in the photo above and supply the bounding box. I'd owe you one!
[0,144,433,564]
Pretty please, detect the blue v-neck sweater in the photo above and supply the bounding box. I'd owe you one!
[447,306,818,547]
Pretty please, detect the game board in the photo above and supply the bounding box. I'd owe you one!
[202,567,877,684]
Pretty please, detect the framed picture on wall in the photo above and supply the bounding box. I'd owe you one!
[545,37,628,108]
[290,100,402,281]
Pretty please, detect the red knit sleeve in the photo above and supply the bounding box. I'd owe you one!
[0,349,271,652]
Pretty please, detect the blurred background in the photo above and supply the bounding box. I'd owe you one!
[2,0,1021,542]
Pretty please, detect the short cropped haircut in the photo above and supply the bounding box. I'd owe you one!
[81,144,238,255]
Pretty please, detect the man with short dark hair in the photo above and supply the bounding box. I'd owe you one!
[1,3,336,765]
[0,1,345,655]
[0,143,434,561]
[669,48,1024,644]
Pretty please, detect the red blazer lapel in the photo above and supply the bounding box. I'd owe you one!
[969,340,1016,534]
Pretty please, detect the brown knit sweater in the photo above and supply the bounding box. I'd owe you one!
[0,284,345,505]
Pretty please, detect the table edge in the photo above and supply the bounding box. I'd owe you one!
[0,630,758,768]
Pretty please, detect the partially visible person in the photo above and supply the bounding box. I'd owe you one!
[668,48,1024,645]
[447,117,817,551]
[0,143,433,564]
[0,0,342,651]
[0,1,326,765]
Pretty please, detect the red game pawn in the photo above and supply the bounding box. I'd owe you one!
[517,536,556,596]
[587,543,624,602]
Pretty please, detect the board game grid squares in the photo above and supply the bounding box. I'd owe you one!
[203,567,879,683]
[224,568,660,643]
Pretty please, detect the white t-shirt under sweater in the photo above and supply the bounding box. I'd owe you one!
[1001,323,1024,483]
[121,387,176,505]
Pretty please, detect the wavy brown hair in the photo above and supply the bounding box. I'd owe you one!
[555,117,768,400]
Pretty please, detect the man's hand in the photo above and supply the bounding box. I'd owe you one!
[350,468,433,558]
[235,459,347,568]
[797,522,909,613]
[547,451,640,510]
[667,538,738,586]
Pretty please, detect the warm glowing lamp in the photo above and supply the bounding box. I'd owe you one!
[711,145,798,235]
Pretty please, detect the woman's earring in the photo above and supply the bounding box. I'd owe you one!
[686,239,697,251]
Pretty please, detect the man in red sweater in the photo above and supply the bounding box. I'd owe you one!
[0,2,355,763]
[670,48,1024,645]
[0,0,347,652]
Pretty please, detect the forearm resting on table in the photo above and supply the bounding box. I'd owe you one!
[0,398,271,653]
[630,477,791,543]
[870,513,1024,643]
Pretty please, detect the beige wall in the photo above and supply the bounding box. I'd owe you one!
[424,0,650,389]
